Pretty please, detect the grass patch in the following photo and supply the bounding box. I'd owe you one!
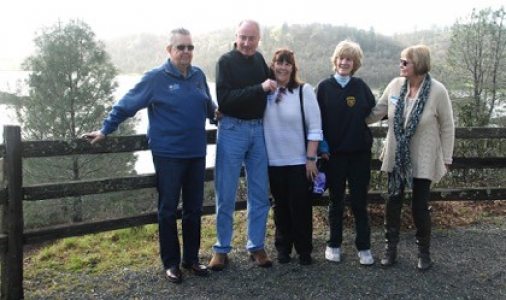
[21,200,505,295]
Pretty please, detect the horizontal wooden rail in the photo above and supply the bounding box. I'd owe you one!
[18,187,506,246]
[1,127,506,159]
[12,157,504,202]
[7,155,506,205]
[17,130,217,158]
[22,201,248,245]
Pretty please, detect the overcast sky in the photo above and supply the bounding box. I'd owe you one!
[1,0,504,59]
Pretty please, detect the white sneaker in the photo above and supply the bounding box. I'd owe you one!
[358,249,374,265]
[325,246,341,262]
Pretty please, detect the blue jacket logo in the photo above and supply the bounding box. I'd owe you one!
[168,84,180,91]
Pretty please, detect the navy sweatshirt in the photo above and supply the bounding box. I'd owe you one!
[316,76,376,154]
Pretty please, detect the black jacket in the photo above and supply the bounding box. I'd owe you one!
[215,47,269,120]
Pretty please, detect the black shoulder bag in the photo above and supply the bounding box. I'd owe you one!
[298,84,326,195]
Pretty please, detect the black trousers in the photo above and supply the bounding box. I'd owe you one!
[268,164,313,256]
[326,151,372,250]
[385,177,432,249]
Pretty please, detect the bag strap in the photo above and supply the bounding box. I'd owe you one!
[299,84,307,147]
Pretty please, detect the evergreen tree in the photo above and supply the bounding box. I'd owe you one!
[18,19,141,224]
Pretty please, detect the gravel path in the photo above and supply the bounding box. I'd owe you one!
[24,222,505,300]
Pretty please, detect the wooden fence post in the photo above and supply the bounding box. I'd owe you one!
[1,126,24,300]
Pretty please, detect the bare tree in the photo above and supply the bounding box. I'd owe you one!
[447,7,506,126]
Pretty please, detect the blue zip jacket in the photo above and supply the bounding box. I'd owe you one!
[101,59,216,158]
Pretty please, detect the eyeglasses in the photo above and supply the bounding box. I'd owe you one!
[275,87,286,104]
[176,44,195,51]
[237,35,258,42]
[400,59,411,67]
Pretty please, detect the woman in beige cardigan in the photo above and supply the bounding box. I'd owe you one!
[366,45,454,271]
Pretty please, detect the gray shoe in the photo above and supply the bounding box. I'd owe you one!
[358,250,374,265]
[417,253,432,271]
[325,246,341,262]
[380,246,397,267]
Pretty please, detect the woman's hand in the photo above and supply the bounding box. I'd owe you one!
[306,160,318,181]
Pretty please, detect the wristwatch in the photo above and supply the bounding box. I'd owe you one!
[306,156,317,161]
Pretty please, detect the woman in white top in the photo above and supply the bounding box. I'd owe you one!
[263,48,323,265]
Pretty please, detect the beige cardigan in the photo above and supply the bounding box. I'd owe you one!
[366,77,455,183]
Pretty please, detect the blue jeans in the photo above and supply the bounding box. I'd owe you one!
[152,155,205,269]
[213,115,270,253]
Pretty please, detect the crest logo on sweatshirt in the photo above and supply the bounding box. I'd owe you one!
[346,96,355,107]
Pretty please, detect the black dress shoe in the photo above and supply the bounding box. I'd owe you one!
[182,262,210,276]
[165,267,183,283]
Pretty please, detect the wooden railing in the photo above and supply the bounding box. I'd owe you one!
[1,125,505,300]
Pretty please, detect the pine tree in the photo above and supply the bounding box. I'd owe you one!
[18,19,143,224]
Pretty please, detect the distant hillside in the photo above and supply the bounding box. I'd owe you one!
[104,24,451,89]
[391,28,452,61]
[0,24,451,90]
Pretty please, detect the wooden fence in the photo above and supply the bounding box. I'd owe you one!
[1,125,505,300]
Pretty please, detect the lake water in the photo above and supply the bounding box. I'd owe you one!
[0,71,217,173]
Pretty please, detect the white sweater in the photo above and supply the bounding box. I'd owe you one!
[263,84,323,166]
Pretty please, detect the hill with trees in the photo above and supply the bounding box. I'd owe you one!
[104,23,450,90]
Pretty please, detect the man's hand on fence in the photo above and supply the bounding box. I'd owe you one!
[81,131,105,145]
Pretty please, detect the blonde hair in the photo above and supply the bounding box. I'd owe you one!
[330,39,363,75]
[401,45,432,75]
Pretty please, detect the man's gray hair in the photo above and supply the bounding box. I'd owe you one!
[169,28,191,46]
[236,19,260,33]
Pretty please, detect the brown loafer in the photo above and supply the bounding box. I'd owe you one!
[250,249,272,268]
[165,266,182,283]
[182,262,210,276]
[208,253,228,271]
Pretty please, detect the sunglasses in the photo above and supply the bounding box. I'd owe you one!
[400,59,411,67]
[176,44,195,51]
[275,87,286,103]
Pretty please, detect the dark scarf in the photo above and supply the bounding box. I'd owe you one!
[388,73,431,196]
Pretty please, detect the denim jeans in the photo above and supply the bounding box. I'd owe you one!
[213,115,270,253]
[152,155,205,269]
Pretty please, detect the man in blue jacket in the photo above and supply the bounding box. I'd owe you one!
[83,28,216,284]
